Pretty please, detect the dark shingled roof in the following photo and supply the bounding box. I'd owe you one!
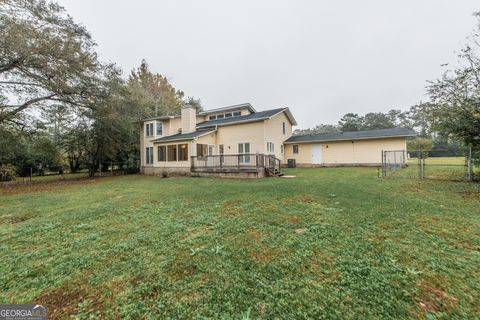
[151,129,216,143]
[285,127,416,143]
[196,108,287,128]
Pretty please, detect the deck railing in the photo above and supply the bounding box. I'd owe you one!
[191,154,280,172]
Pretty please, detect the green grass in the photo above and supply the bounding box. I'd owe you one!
[2,172,89,184]
[0,168,479,319]
[407,156,466,166]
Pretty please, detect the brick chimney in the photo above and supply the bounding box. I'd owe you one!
[181,104,196,134]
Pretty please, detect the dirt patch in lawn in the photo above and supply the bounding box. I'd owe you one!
[458,190,480,200]
[34,280,105,320]
[168,251,198,280]
[251,248,274,263]
[220,200,245,216]
[248,228,263,240]
[415,281,458,315]
[0,214,33,224]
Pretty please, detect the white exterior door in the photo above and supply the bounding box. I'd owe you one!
[311,144,323,164]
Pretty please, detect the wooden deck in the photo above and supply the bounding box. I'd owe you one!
[190,154,282,177]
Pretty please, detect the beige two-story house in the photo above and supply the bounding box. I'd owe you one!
[140,103,297,177]
[140,103,415,177]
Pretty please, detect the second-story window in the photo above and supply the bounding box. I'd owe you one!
[145,123,154,137]
[267,142,275,153]
[156,122,163,136]
[282,122,286,135]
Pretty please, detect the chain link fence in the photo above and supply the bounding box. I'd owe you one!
[381,148,477,182]
[1,160,140,184]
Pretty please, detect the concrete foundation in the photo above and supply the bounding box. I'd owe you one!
[141,166,191,176]
[283,163,382,168]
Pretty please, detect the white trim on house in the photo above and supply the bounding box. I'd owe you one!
[283,135,414,144]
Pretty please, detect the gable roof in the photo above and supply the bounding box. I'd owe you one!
[196,107,297,129]
[284,127,416,144]
[198,103,256,115]
[151,128,216,143]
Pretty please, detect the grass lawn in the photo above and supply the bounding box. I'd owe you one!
[1,168,479,319]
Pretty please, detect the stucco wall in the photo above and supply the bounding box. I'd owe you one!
[284,137,407,165]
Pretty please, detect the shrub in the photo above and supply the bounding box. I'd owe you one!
[160,170,169,178]
[0,164,16,181]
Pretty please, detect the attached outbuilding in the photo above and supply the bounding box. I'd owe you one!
[283,128,416,167]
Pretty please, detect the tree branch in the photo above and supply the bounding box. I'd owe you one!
[0,59,21,74]
[0,94,56,122]
[0,80,45,88]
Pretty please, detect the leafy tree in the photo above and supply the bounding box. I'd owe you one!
[427,12,480,148]
[407,138,433,151]
[294,124,340,135]
[406,103,435,138]
[362,112,396,130]
[186,96,203,112]
[0,0,100,125]
[127,60,185,118]
[338,113,363,131]
[338,110,408,132]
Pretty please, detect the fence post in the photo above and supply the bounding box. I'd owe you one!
[466,147,473,182]
[419,151,425,179]
[29,167,32,182]
[381,150,386,177]
[394,151,397,171]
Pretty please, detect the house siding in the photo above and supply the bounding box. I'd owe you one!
[264,112,293,161]
[284,137,407,166]
[214,121,266,155]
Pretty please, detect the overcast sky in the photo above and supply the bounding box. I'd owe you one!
[58,0,479,129]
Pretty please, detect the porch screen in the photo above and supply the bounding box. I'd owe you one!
[178,144,188,161]
[157,146,166,162]
[167,145,177,161]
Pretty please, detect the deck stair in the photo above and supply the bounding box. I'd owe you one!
[265,166,284,177]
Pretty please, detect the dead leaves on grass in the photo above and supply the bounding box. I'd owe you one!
[33,276,129,320]
[414,280,459,316]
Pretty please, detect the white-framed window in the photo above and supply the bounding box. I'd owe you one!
[282,122,286,135]
[238,142,250,163]
[145,123,154,137]
[156,122,163,136]
[267,142,275,153]
[281,145,284,154]
[207,111,242,121]
[293,145,299,154]
[146,147,153,164]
